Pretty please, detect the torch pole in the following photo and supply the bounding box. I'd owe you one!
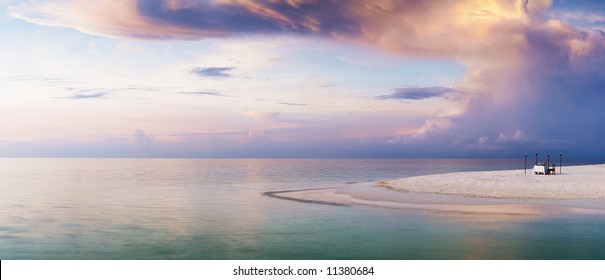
[524,154,527,175]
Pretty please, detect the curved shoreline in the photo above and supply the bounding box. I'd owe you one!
[263,188,350,207]
[265,164,605,219]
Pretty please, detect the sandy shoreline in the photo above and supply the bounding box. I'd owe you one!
[267,164,605,218]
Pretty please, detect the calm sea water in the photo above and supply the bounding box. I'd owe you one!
[0,158,603,260]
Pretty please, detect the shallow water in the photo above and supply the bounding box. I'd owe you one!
[0,158,603,259]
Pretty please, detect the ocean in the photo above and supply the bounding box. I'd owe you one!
[0,158,603,259]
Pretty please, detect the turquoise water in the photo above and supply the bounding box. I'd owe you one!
[0,158,603,259]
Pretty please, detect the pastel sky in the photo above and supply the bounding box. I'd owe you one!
[1,0,604,159]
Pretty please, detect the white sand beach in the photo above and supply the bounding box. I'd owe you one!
[268,164,605,218]
[385,164,605,200]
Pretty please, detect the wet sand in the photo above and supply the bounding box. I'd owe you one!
[266,164,605,218]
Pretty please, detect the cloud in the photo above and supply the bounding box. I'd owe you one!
[5,0,556,57]
[9,0,605,157]
[7,76,64,83]
[49,86,171,100]
[9,0,361,39]
[238,110,283,122]
[134,129,154,149]
[59,86,153,99]
[66,92,109,99]
[190,67,234,78]
[172,127,294,138]
[8,1,575,60]
[376,87,457,100]
[179,91,230,97]
[277,102,308,106]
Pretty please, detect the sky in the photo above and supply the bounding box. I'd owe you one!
[1,0,604,159]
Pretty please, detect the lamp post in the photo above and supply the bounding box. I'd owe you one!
[535,152,538,165]
[524,154,527,175]
[547,154,550,167]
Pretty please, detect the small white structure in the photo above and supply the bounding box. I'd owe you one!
[533,164,547,175]
[534,163,556,175]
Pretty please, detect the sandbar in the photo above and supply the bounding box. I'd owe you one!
[266,164,605,218]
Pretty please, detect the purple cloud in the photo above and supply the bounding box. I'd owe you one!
[190,67,234,78]
[66,92,109,99]
[376,87,457,100]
